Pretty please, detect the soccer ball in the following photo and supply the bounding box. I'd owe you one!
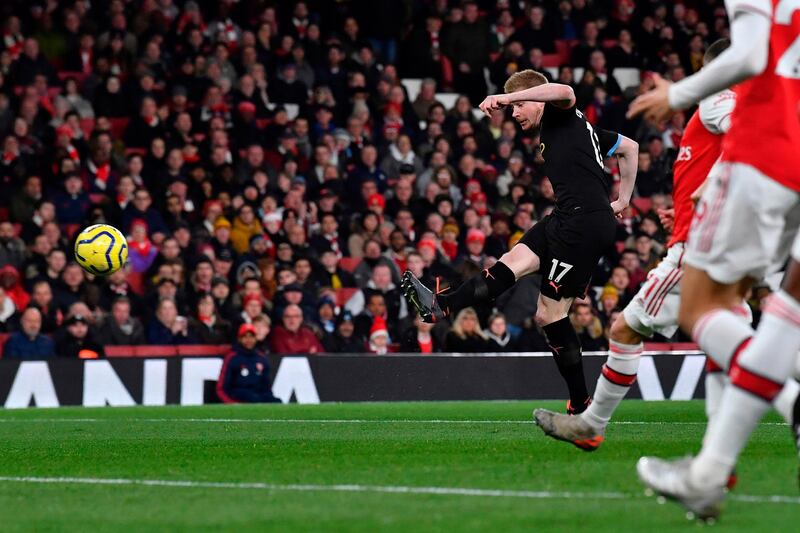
[74,224,128,276]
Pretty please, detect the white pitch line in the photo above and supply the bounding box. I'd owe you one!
[0,418,787,426]
[0,476,796,506]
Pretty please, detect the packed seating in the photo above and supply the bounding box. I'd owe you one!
[0,0,767,356]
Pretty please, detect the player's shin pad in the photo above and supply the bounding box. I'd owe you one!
[582,340,642,428]
[692,309,753,371]
[437,261,516,315]
[543,317,590,412]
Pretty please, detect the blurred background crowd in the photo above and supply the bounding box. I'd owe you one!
[0,0,771,357]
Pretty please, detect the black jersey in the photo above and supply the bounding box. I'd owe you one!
[539,104,622,215]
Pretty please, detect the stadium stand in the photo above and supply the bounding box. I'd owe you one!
[0,0,766,358]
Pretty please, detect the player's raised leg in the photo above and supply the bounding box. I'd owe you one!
[400,242,540,323]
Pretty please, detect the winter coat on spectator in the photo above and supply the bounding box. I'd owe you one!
[444,331,488,353]
[0,266,30,312]
[402,26,444,81]
[11,51,55,85]
[28,302,62,334]
[54,283,101,314]
[311,266,356,290]
[93,86,131,118]
[269,76,308,106]
[124,116,167,149]
[53,329,105,359]
[189,316,233,345]
[509,22,557,53]
[3,331,55,359]
[443,18,495,73]
[230,217,263,255]
[127,239,158,273]
[216,343,280,403]
[269,325,325,354]
[399,327,442,354]
[121,205,168,236]
[97,314,146,345]
[147,319,196,345]
[53,189,90,225]
[323,331,365,353]
[517,321,552,352]
[9,189,40,224]
[578,329,608,352]
[0,234,26,271]
[485,331,520,352]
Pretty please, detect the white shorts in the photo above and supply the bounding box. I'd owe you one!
[684,162,800,284]
[624,243,685,338]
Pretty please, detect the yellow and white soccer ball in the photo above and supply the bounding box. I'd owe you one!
[74,224,128,276]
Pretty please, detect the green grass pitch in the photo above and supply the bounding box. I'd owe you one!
[0,400,797,531]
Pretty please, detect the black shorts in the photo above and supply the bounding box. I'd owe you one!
[519,209,617,300]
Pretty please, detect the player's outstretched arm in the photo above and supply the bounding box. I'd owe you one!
[479,83,576,116]
[610,135,639,217]
[627,0,770,121]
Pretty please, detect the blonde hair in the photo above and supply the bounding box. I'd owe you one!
[504,69,549,93]
[451,307,487,339]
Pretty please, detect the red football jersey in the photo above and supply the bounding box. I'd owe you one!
[721,2,800,190]
[669,91,735,247]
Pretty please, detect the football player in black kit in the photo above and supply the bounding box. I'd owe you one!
[401,70,639,414]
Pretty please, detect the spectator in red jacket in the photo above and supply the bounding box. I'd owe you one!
[0,265,29,312]
[269,304,324,354]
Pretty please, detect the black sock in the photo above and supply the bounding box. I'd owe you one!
[542,317,590,412]
[437,262,516,316]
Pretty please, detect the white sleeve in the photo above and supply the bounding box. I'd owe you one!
[668,0,772,110]
[698,90,737,134]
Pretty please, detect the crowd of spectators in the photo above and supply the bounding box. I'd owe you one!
[0,0,772,358]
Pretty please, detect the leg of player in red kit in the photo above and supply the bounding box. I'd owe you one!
[535,311,643,450]
[639,258,800,520]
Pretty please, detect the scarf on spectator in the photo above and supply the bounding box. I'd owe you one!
[389,143,415,165]
[221,19,238,47]
[66,143,80,165]
[417,332,433,353]
[3,32,23,60]
[80,49,93,74]
[110,281,129,295]
[428,29,439,53]
[88,159,110,189]
[198,313,216,327]
[128,237,152,257]
[486,331,511,348]
[292,17,308,38]
[119,320,134,336]
[441,240,458,261]
[324,232,341,258]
